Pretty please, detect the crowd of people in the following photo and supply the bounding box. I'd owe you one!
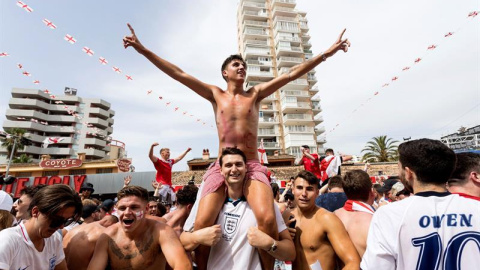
[0,139,478,269]
[0,24,479,269]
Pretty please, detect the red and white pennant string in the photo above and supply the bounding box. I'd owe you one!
[11,1,214,128]
[325,10,478,135]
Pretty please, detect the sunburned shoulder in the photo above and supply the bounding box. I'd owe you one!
[315,207,342,224]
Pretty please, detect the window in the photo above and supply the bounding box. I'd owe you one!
[70,169,86,175]
[42,170,60,176]
[96,168,113,174]
[16,172,32,177]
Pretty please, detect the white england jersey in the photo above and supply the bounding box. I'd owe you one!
[361,192,480,270]
[0,221,65,270]
[207,199,286,270]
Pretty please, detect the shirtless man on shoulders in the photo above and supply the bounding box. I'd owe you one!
[289,171,360,270]
[124,23,350,270]
[87,186,191,270]
[63,215,119,270]
[334,170,375,257]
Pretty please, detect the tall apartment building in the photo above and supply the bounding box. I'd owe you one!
[237,0,326,157]
[1,88,115,163]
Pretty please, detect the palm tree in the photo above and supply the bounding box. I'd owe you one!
[12,154,33,163]
[0,128,28,159]
[362,135,399,162]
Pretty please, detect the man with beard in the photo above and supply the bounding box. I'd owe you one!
[447,152,480,200]
[0,184,82,270]
[87,186,191,270]
[362,139,480,269]
[289,171,360,269]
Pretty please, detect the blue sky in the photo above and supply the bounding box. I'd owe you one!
[1,0,478,172]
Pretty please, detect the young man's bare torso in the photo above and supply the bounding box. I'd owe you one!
[124,24,350,270]
[290,172,360,270]
[88,187,191,270]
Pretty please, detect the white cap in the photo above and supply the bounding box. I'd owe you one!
[0,190,13,211]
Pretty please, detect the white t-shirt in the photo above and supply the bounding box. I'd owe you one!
[184,193,287,270]
[0,221,65,270]
[361,192,480,270]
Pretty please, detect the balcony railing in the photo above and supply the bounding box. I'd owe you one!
[282,90,309,97]
[259,116,278,122]
[245,39,269,46]
[244,28,269,35]
[260,141,280,148]
[243,1,266,8]
[278,56,303,63]
[283,114,312,120]
[243,10,268,17]
[244,20,268,27]
[286,126,314,133]
[258,128,277,135]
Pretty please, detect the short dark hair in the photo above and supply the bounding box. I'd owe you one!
[20,184,46,199]
[342,170,372,201]
[449,152,480,186]
[221,54,247,82]
[398,138,456,184]
[219,147,247,167]
[295,170,320,188]
[373,183,384,196]
[176,185,198,206]
[117,186,149,203]
[328,175,344,189]
[29,184,82,221]
[270,183,280,197]
[301,145,310,149]
[325,148,334,154]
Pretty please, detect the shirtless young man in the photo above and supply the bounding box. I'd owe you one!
[87,186,191,270]
[63,215,119,270]
[289,171,360,270]
[124,23,350,269]
[334,170,375,257]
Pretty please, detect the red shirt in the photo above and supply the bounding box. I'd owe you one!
[153,158,175,186]
[302,153,322,179]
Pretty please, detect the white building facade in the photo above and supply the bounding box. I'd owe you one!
[1,88,114,163]
[237,0,326,157]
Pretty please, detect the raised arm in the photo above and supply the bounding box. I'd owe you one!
[323,212,361,269]
[173,147,192,164]
[87,234,110,270]
[256,29,350,100]
[123,23,216,102]
[149,142,159,163]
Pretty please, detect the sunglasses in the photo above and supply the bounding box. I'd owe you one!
[48,215,77,229]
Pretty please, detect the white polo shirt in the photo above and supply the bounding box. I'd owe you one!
[0,221,65,270]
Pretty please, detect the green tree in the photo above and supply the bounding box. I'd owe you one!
[362,135,399,162]
[0,128,29,159]
[12,153,33,163]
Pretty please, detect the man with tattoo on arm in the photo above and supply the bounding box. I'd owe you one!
[124,23,350,270]
[87,186,191,270]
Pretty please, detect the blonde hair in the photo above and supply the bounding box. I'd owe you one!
[0,210,14,231]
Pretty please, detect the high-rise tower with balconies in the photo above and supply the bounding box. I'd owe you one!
[1,88,115,163]
[237,0,326,158]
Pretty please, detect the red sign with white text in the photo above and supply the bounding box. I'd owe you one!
[39,158,82,169]
[117,159,131,172]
